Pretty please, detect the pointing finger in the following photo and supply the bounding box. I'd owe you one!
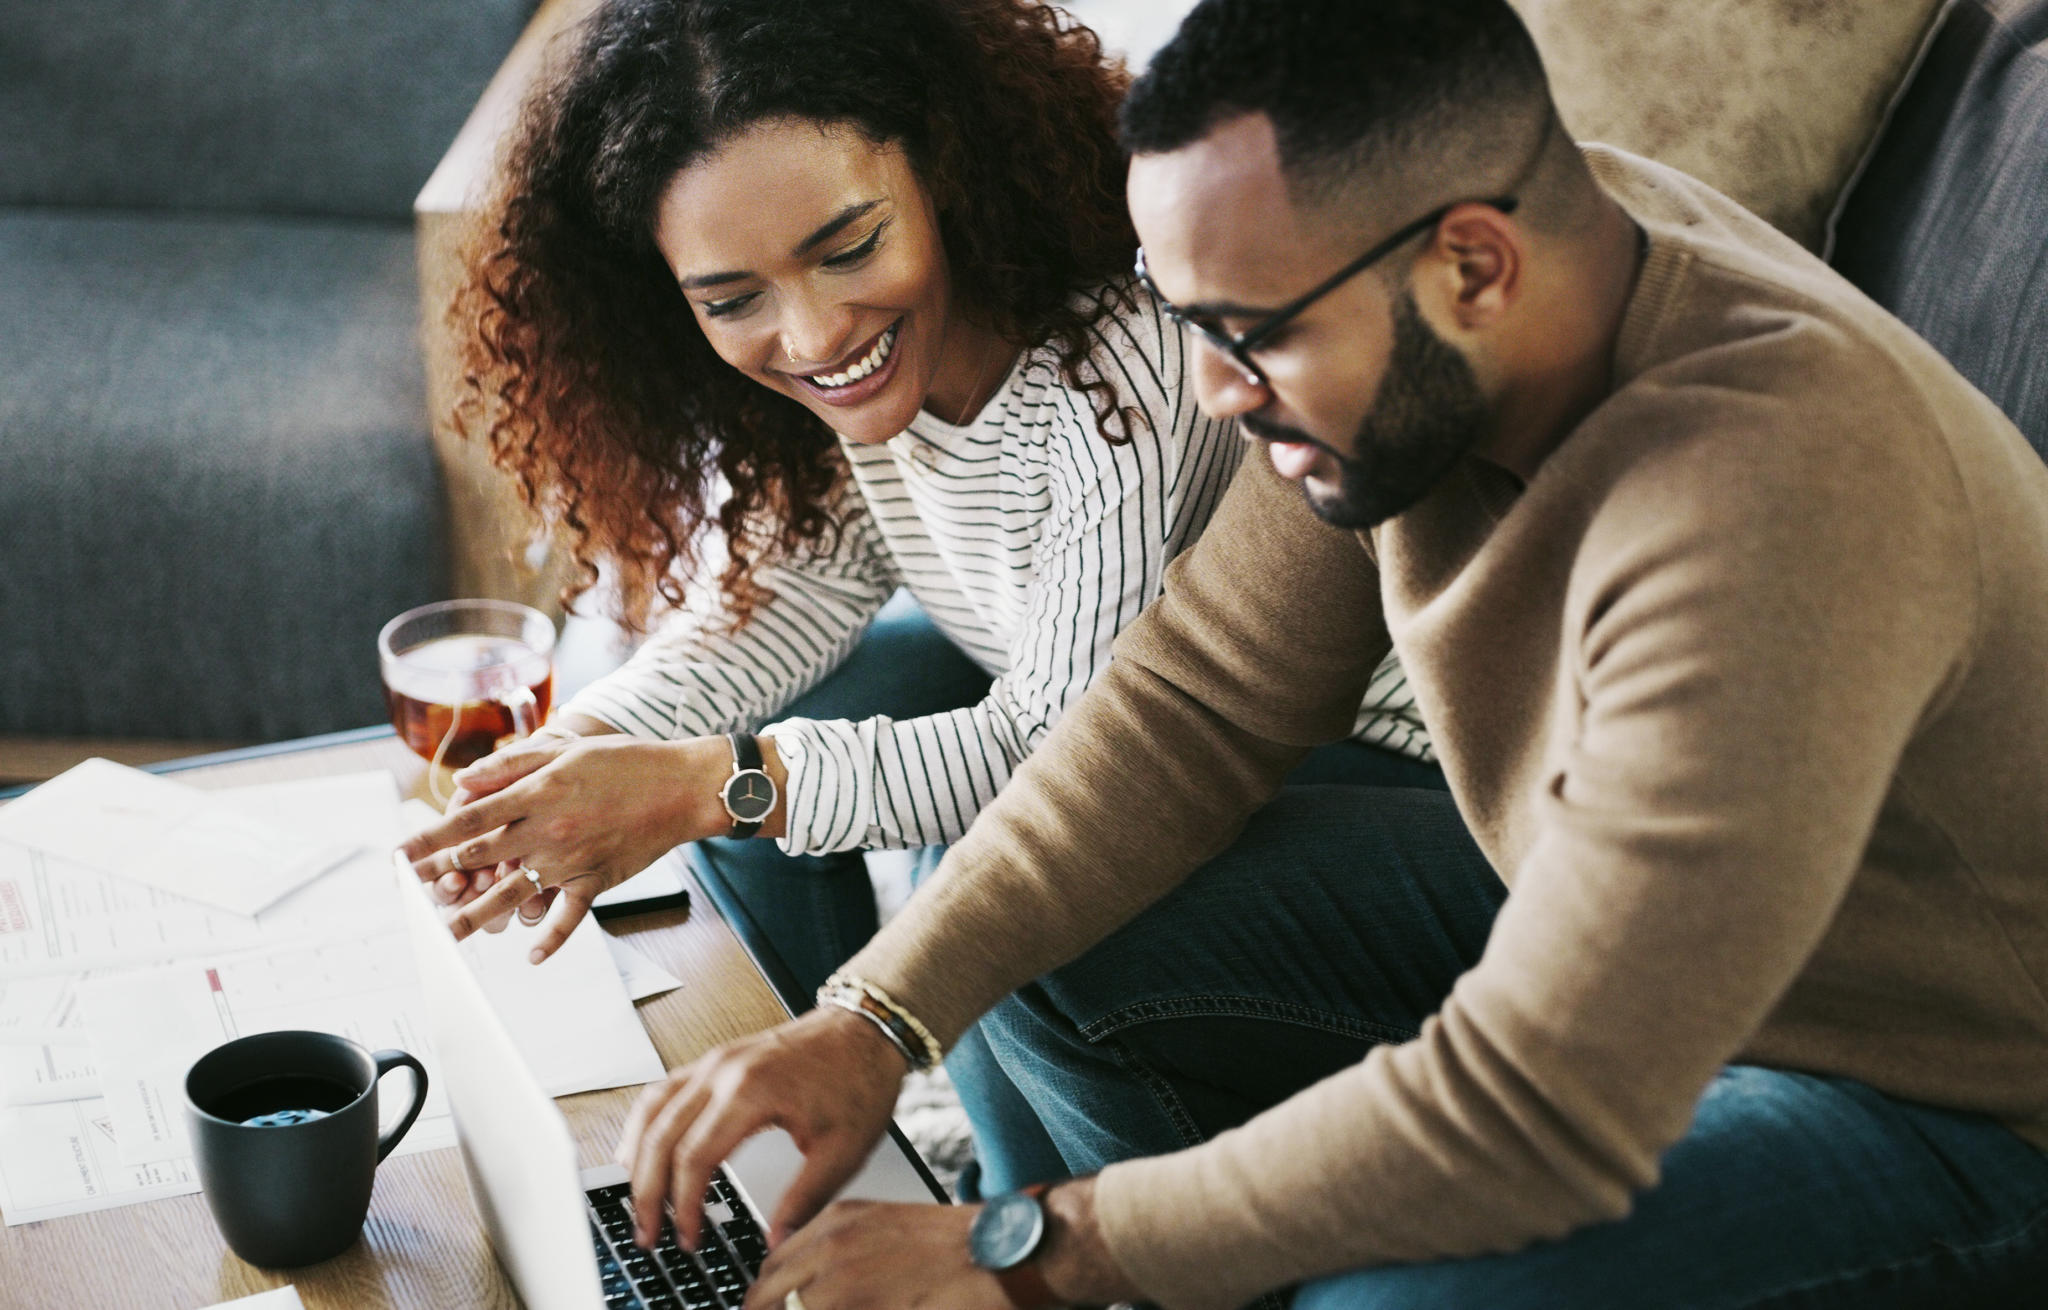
[399,784,530,868]
[529,880,599,965]
[445,866,537,942]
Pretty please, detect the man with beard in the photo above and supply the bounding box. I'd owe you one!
[610,1,2048,1306]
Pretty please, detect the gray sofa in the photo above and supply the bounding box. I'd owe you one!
[0,0,533,752]
[2,0,2040,774]
[1831,0,2048,461]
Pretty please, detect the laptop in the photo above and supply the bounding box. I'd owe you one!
[396,854,947,1310]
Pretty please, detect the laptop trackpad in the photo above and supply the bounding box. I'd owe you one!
[726,1127,941,1216]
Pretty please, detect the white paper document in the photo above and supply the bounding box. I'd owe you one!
[80,933,453,1166]
[0,1095,201,1224]
[0,773,403,983]
[448,899,668,1096]
[200,1287,306,1310]
[0,841,275,983]
[0,771,665,1227]
[0,974,97,1107]
[79,883,659,1168]
[0,774,422,1223]
[0,774,406,1110]
[0,759,355,917]
[604,933,684,1002]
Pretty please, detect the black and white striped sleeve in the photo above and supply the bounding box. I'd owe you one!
[768,300,1242,853]
[558,505,900,741]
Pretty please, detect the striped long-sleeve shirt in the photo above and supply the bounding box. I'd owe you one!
[562,287,1432,855]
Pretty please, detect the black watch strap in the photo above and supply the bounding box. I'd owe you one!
[728,731,763,773]
[723,732,769,839]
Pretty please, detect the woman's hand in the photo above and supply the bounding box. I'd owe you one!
[399,728,767,962]
[615,1006,909,1252]
[419,724,581,920]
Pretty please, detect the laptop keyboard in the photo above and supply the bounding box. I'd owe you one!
[587,1169,772,1310]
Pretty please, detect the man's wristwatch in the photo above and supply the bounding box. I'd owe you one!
[718,732,778,839]
[970,1183,1061,1309]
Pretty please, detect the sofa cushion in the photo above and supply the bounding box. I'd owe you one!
[1514,0,1947,250]
[0,210,447,739]
[0,0,533,220]
[1830,0,2048,460]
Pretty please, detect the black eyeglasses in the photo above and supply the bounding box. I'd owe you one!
[1134,195,1518,388]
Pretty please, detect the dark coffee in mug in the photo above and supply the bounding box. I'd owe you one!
[185,1030,429,1268]
[203,1073,361,1127]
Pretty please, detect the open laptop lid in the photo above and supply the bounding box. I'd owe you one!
[395,854,944,1310]
[398,854,607,1310]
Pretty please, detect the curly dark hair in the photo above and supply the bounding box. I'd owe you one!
[454,0,1138,633]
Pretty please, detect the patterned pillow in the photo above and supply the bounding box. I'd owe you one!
[1514,0,1948,249]
[1830,0,2048,459]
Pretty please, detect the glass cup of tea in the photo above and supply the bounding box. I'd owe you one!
[378,599,557,803]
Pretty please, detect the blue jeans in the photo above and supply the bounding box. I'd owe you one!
[691,595,993,1002]
[691,595,1065,1194]
[692,598,1446,1196]
[981,786,2048,1308]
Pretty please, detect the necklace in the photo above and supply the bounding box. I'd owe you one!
[943,332,1012,426]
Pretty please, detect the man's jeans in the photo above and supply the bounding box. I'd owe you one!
[980,786,2048,1307]
[690,598,1446,1197]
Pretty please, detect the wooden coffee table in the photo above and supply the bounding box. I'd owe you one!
[0,728,790,1308]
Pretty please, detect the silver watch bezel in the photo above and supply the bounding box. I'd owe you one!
[969,1188,1048,1272]
[720,766,777,824]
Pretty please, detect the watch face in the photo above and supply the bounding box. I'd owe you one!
[721,768,777,823]
[969,1190,1046,1271]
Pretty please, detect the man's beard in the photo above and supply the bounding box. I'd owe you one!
[1244,292,1489,529]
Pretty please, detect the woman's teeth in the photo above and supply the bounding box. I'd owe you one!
[810,326,897,389]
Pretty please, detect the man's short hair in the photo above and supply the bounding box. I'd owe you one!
[1121,0,1553,208]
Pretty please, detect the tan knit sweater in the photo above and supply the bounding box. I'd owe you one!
[843,148,2048,1310]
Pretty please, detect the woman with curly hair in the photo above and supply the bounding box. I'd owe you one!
[403,0,1438,1193]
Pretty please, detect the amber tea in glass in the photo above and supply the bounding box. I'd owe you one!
[378,600,557,796]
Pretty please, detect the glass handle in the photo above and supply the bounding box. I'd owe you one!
[501,685,540,742]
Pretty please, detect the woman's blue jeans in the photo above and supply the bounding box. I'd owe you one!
[689,597,1445,1196]
[978,785,2048,1307]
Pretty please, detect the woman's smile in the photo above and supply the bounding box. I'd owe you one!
[784,320,903,408]
[654,121,974,444]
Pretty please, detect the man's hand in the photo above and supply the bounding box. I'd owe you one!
[398,729,753,962]
[744,1179,1144,1310]
[615,1006,908,1252]
[743,1202,1003,1310]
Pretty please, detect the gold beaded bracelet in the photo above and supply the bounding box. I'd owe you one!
[816,973,943,1071]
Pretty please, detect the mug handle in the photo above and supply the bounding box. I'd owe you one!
[369,1049,430,1163]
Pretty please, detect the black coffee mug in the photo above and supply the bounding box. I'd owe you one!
[184,1030,429,1267]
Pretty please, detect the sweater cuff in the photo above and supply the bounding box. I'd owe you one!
[1093,1153,1265,1310]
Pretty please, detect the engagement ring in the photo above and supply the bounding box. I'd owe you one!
[523,867,544,892]
[784,1292,808,1310]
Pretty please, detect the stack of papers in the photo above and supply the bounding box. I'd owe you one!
[0,761,681,1226]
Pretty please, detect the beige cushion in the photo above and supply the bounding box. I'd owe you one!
[1513,0,1948,249]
